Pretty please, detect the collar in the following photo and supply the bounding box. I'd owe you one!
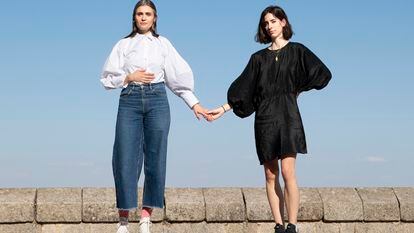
[134,32,155,41]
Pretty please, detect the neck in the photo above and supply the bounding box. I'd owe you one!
[270,36,288,50]
[137,30,152,36]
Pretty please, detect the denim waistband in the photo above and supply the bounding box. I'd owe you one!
[129,82,165,87]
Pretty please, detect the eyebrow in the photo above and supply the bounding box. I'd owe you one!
[136,11,153,15]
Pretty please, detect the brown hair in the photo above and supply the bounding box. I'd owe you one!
[255,5,293,44]
[125,0,159,38]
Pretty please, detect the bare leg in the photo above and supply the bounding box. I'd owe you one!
[264,158,285,224]
[281,154,299,224]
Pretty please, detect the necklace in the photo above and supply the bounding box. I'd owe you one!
[274,49,281,62]
[270,41,288,62]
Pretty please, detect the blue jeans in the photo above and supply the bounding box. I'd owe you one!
[112,82,170,210]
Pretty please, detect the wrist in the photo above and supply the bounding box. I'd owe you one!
[124,75,130,85]
[192,103,200,110]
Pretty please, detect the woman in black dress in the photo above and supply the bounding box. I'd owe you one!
[208,5,331,233]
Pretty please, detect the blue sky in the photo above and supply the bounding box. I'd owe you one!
[1,0,413,188]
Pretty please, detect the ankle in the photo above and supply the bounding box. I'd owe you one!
[141,207,153,218]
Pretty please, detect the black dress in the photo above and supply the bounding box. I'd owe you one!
[227,42,331,164]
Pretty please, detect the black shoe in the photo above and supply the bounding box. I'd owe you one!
[274,223,285,233]
[285,223,297,233]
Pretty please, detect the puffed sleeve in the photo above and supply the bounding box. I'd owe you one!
[100,40,127,90]
[227,54,259,118]
[298,45,332,92]
[162,37,199,108]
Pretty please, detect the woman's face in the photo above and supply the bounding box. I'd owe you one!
[135,5,156,34]
[263,13,286,40]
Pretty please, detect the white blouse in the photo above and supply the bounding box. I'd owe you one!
[100,33,199,108]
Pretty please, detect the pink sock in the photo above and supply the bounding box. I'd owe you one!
[141,207,153,218]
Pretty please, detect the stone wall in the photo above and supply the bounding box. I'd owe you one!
[0,187,413,233]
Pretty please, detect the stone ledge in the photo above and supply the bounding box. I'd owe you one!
[0,188,36,223]
[357,187,400,222]
[0,222,413,233]
[393,187,414,222]
[1,187,414,227]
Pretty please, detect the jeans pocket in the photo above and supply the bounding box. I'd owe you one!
[151,86,166,96]
[120,87,132,97]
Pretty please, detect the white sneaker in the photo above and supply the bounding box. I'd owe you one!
[139,217,152,233]
[116,223,130,233]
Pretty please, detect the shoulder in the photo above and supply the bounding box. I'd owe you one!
[157,35,172,46]
[288,42,311,53]
[249,48,268,61]
[113,37,131,50]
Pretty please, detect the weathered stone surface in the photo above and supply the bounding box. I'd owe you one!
[36,188,82,223]
[138,188,164,222]
[247,223,276,233]
[165,188,204,222]
[394,187,414,222]
[163,222,206,233]
[0,224,40,233]
[319,188,363,221]
[357,187,400,221]
[206,223,246,233]
[41,224,84,233]
[315,222,340,233]
[0,188,35,223]
[298,188,323,221]
[86,223,163,233]
[204,188,245,222]
[355,222,400,233]
[242,188,272,221]
[82,188,139,222]
[83,188,118,222]
[339,223,357,233]
[247,222,317,233]
[397,223,414,233]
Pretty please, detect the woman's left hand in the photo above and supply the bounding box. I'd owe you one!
[192,103,209,120]
[206,107,225,122]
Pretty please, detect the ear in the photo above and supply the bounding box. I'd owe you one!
[280,18,287,27]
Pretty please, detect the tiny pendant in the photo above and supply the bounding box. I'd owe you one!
[275,56,278,62]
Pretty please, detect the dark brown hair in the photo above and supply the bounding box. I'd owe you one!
[125,0,159,38]
[255,6,293,44]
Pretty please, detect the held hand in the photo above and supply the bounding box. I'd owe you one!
[206,107,226,122]
[192,103,209,120]
[125,68,155,84]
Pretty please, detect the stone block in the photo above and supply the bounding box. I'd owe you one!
[315,222,340,233]
[41,224,84,233]
[204,188,245,222]
[163,222,206,233]
[86,223,163,233]
[247,223,276,233]
[83,188,140,222]
[318,188,363,221]
[339,223,357,233]
[397,223,414,233]
[242,188,272,221]
[165,188,205,222]
[0,188,35,223]
[0,224,40,233]
[357,187,399,221]
[36,188,82,223]
[138,188,164,222]
[206,223,246,233]
[393,187,414,222]
[355,222,400,233]
[298,188,323,221]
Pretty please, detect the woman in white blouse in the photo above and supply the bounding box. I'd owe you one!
[100,1,207,233]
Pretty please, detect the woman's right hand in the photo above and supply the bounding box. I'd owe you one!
[207,107,226,122]
[124,68,155,85]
